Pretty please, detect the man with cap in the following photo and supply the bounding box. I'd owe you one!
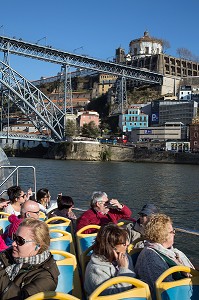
[76,191,132,234]
[126,203,159,248]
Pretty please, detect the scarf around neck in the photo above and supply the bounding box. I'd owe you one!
[5,250,50,281]
[146,241,194,269]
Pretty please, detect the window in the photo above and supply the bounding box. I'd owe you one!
[145,47,149,54]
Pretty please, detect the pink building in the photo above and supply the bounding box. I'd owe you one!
[78,111,99,127]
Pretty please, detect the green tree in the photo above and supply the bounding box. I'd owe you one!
[81,121,100,138]
[65,119,77,137]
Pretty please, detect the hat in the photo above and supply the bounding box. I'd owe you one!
[138,203,159,216]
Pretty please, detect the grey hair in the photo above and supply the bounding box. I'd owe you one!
[90,191,108,207]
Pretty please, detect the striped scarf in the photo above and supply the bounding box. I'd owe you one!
[5,250,50,281]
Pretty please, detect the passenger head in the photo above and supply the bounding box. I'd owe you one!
[21,200,40,219]
[144,213,175,248]
[90,191,109,213]
[138,203,159,225]
[36,188,51,208]
[57,195,74,210]
[12,218,50,258]
[93,223,129,263]
[7,185,27,205]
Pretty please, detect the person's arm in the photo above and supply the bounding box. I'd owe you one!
[85,261,135,296]
[0,267,58,300]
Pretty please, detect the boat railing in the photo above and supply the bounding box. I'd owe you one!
[0,165,36,198]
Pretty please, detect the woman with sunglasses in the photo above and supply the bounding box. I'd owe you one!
[135,213,195,300]
[0,218,59,300]
[84,223,136,296]
[4,185,27,216]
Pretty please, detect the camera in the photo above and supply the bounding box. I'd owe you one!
[105,201,117,209]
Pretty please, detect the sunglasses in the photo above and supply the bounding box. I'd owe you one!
[12,233,35,246]
[27,210,40,215]
[20,193,27,198]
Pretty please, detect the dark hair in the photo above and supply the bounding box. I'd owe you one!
[93,223,128,263]
[36,188,49,202]
[57,195,74,210]
[7,186,22,203]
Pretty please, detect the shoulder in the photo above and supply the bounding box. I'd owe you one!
[42,254,60,278]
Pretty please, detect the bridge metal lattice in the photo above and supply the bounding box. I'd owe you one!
[0,36,163,84]
[0,61,65,140]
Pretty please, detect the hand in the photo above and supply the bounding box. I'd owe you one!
[109,199,123,209]
[27,188,33,200]
[0,200,10,209]
[114,251,128,268]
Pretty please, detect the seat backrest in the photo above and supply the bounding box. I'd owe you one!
[25,291,80,300]
[39,211,46,221]
[0,212,10,233]
[49,229,76,255]
[50,250,82,299]
[76,225,100,261]
[46,217,72,233]
[89,276,152,300]
[128,247,143,267]
[155,265,199,300]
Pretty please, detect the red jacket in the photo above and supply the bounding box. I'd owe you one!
[76,205,132,233]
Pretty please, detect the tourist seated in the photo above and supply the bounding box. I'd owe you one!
[4,186,27,216]
[84,223,136,296]
[36,188,51,213]
[0,218,59,299]
[135,213,195,300]
[76,191,132,234]
[48,194,77,226]
[126,203,159,247]
[2,200,40,246]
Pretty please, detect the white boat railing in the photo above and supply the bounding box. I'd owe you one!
[0,165,37,198]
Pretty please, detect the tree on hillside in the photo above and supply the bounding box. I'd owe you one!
[160,39,171,53]
[65,119,77,137]
[176,47,193,60]
[81,121,100,138]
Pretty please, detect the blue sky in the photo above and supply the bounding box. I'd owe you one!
[0,0,198,81]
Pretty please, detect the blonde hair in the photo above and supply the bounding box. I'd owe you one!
[18,218,50,253]
[144,213,172,244]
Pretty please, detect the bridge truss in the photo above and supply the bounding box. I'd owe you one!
[0,35,163,140]
[0,61,65,140]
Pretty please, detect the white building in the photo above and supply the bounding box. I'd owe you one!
[129,31,163,59]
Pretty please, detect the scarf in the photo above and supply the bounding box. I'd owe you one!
[5,250,50,281]
[146,241,195,269]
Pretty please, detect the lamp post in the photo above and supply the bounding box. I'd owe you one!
[73,46,84,53]
[36,36,47,46]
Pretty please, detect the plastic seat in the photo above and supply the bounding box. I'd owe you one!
[39,211,46,221]
[128,247,143,267]
[155,265,199,300]
[0,212,10,233]
[50,250,82,299]
[89,276,152,300]
[45,216,72,233]
[76,225,100,262]
[49,229,76,255]
[25,291,80,300]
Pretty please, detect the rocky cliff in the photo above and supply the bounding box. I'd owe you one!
[45,142,199,164]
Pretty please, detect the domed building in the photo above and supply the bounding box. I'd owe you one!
[129,31,163,59]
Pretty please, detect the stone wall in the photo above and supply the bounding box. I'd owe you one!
[45,142,199,164]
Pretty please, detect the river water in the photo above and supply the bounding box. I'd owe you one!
[8,157,199,266]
